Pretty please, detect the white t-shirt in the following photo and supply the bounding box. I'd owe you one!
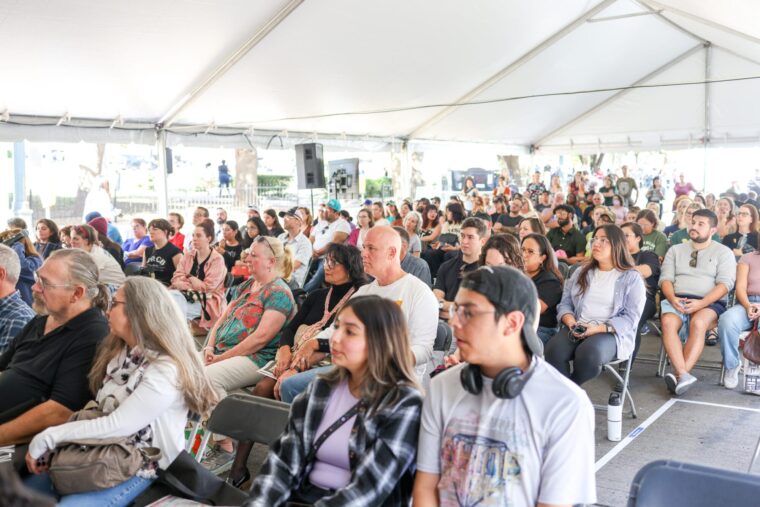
[417,358,596,507]
[317,273,438,376]
[278,232,313,287]
[579,269,621,323]
[312,218,352,254]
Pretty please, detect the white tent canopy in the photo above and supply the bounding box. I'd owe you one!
[1,0,759,153]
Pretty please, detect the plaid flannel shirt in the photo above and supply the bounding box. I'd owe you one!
[247,378,422,507]
[0,291,35,355]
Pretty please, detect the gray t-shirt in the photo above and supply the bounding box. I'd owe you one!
[408,234,422,255]
[417,358,596,506]
[660,241,736,298]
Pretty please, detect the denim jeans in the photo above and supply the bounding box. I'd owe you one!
[24,473,154,507]
[537,326,559,345]
[717,295,760,369]
[280,365,333,403]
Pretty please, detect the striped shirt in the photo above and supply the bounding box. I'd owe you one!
[0,291,35,355]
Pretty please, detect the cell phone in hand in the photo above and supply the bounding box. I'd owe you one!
[572,324,587,336]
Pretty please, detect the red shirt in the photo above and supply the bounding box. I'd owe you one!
[169,232,185,250]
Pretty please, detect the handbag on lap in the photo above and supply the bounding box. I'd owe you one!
[740,320,760,395]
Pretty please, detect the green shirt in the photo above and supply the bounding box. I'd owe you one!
[547,226,587,259]
[642,230,668,258]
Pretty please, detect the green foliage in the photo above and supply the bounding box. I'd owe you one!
[258,175,293,187]
[364,177,392,198]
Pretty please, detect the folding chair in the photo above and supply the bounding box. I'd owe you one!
[431,320,454,368]
[593,357,637,419]
[628,460,760,506]
[192,395,290,464]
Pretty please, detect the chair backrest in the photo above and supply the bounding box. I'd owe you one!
[627,460,760,507]
[433,321,453,353]
[206,394,290,445]
[557,262,569,280]
[567,262,583,279]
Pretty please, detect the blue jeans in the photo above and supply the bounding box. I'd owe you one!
[24,473,153,507]
[717,295,760,369]
[537,326,559,345]
[280,365,332,403]
[303,259,324,293]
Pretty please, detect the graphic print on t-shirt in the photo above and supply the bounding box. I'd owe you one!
[439,414,524,506]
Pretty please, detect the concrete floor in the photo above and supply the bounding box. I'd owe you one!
[587,332,760,506]
[229,330,760,505]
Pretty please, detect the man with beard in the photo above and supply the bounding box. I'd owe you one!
[215,207,228,244]
[546,204,587,265]
[660,209,736,395]
[0,249,109,444]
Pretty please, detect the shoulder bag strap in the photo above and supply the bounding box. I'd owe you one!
[305,401,363,463]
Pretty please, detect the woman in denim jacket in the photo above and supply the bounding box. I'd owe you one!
[546,224,646,385]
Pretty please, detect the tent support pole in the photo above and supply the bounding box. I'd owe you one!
[405,0,616,139]
[159,0,304,128]
[703,42,711,191]
[641,0,760,46]
[635,0,706,43]
[155,131,169,218]
[532,43,704,148]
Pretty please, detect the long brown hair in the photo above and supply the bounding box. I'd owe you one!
[575,225,634,295]
[522,233,563,284]
[89,277,218,416]
[0,228,40,258]
[321,296,418,412]
[739,204,760,234]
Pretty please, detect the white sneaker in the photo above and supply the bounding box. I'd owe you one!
[724,365,741,389]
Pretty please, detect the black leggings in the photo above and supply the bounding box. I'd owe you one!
[545,328,617,385]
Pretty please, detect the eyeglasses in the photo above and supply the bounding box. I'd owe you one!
[521,247,539,257]
[324,257,341,269]
[33,272,73,291]
[590,237,611,247]
[690,250,699,268]
[255,236,276,257]
[449,303,495,325]
[737,211,751,217]
[108,299,126,311]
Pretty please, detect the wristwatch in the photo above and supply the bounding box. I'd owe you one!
[606,323,614,334]
[439,300,445,311]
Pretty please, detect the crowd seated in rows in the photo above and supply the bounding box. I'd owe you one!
[4,166,760,504]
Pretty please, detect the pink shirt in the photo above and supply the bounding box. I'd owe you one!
[740,252,760,296]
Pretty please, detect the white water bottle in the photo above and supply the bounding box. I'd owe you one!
[607,392,622,442]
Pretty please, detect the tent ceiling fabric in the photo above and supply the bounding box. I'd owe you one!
[0,0,758,152]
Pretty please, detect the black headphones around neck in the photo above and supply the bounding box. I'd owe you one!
[460,359,536,399]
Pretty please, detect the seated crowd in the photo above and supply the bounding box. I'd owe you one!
[0,167,757,505]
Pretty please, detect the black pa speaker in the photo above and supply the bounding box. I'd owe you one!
[295,143,325,189]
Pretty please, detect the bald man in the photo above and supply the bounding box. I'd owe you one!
[277,226,439,402]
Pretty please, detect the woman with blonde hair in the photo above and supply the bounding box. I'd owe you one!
[25,277,217,506]
[202,236,296,461]
[69,224,125,294]
[249,296,422,506]
[0,228,42,306]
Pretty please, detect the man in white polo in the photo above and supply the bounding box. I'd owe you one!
[277,207,313,288]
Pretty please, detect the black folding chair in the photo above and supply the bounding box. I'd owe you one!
[628,460,760,506]
[194,394,291,463]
